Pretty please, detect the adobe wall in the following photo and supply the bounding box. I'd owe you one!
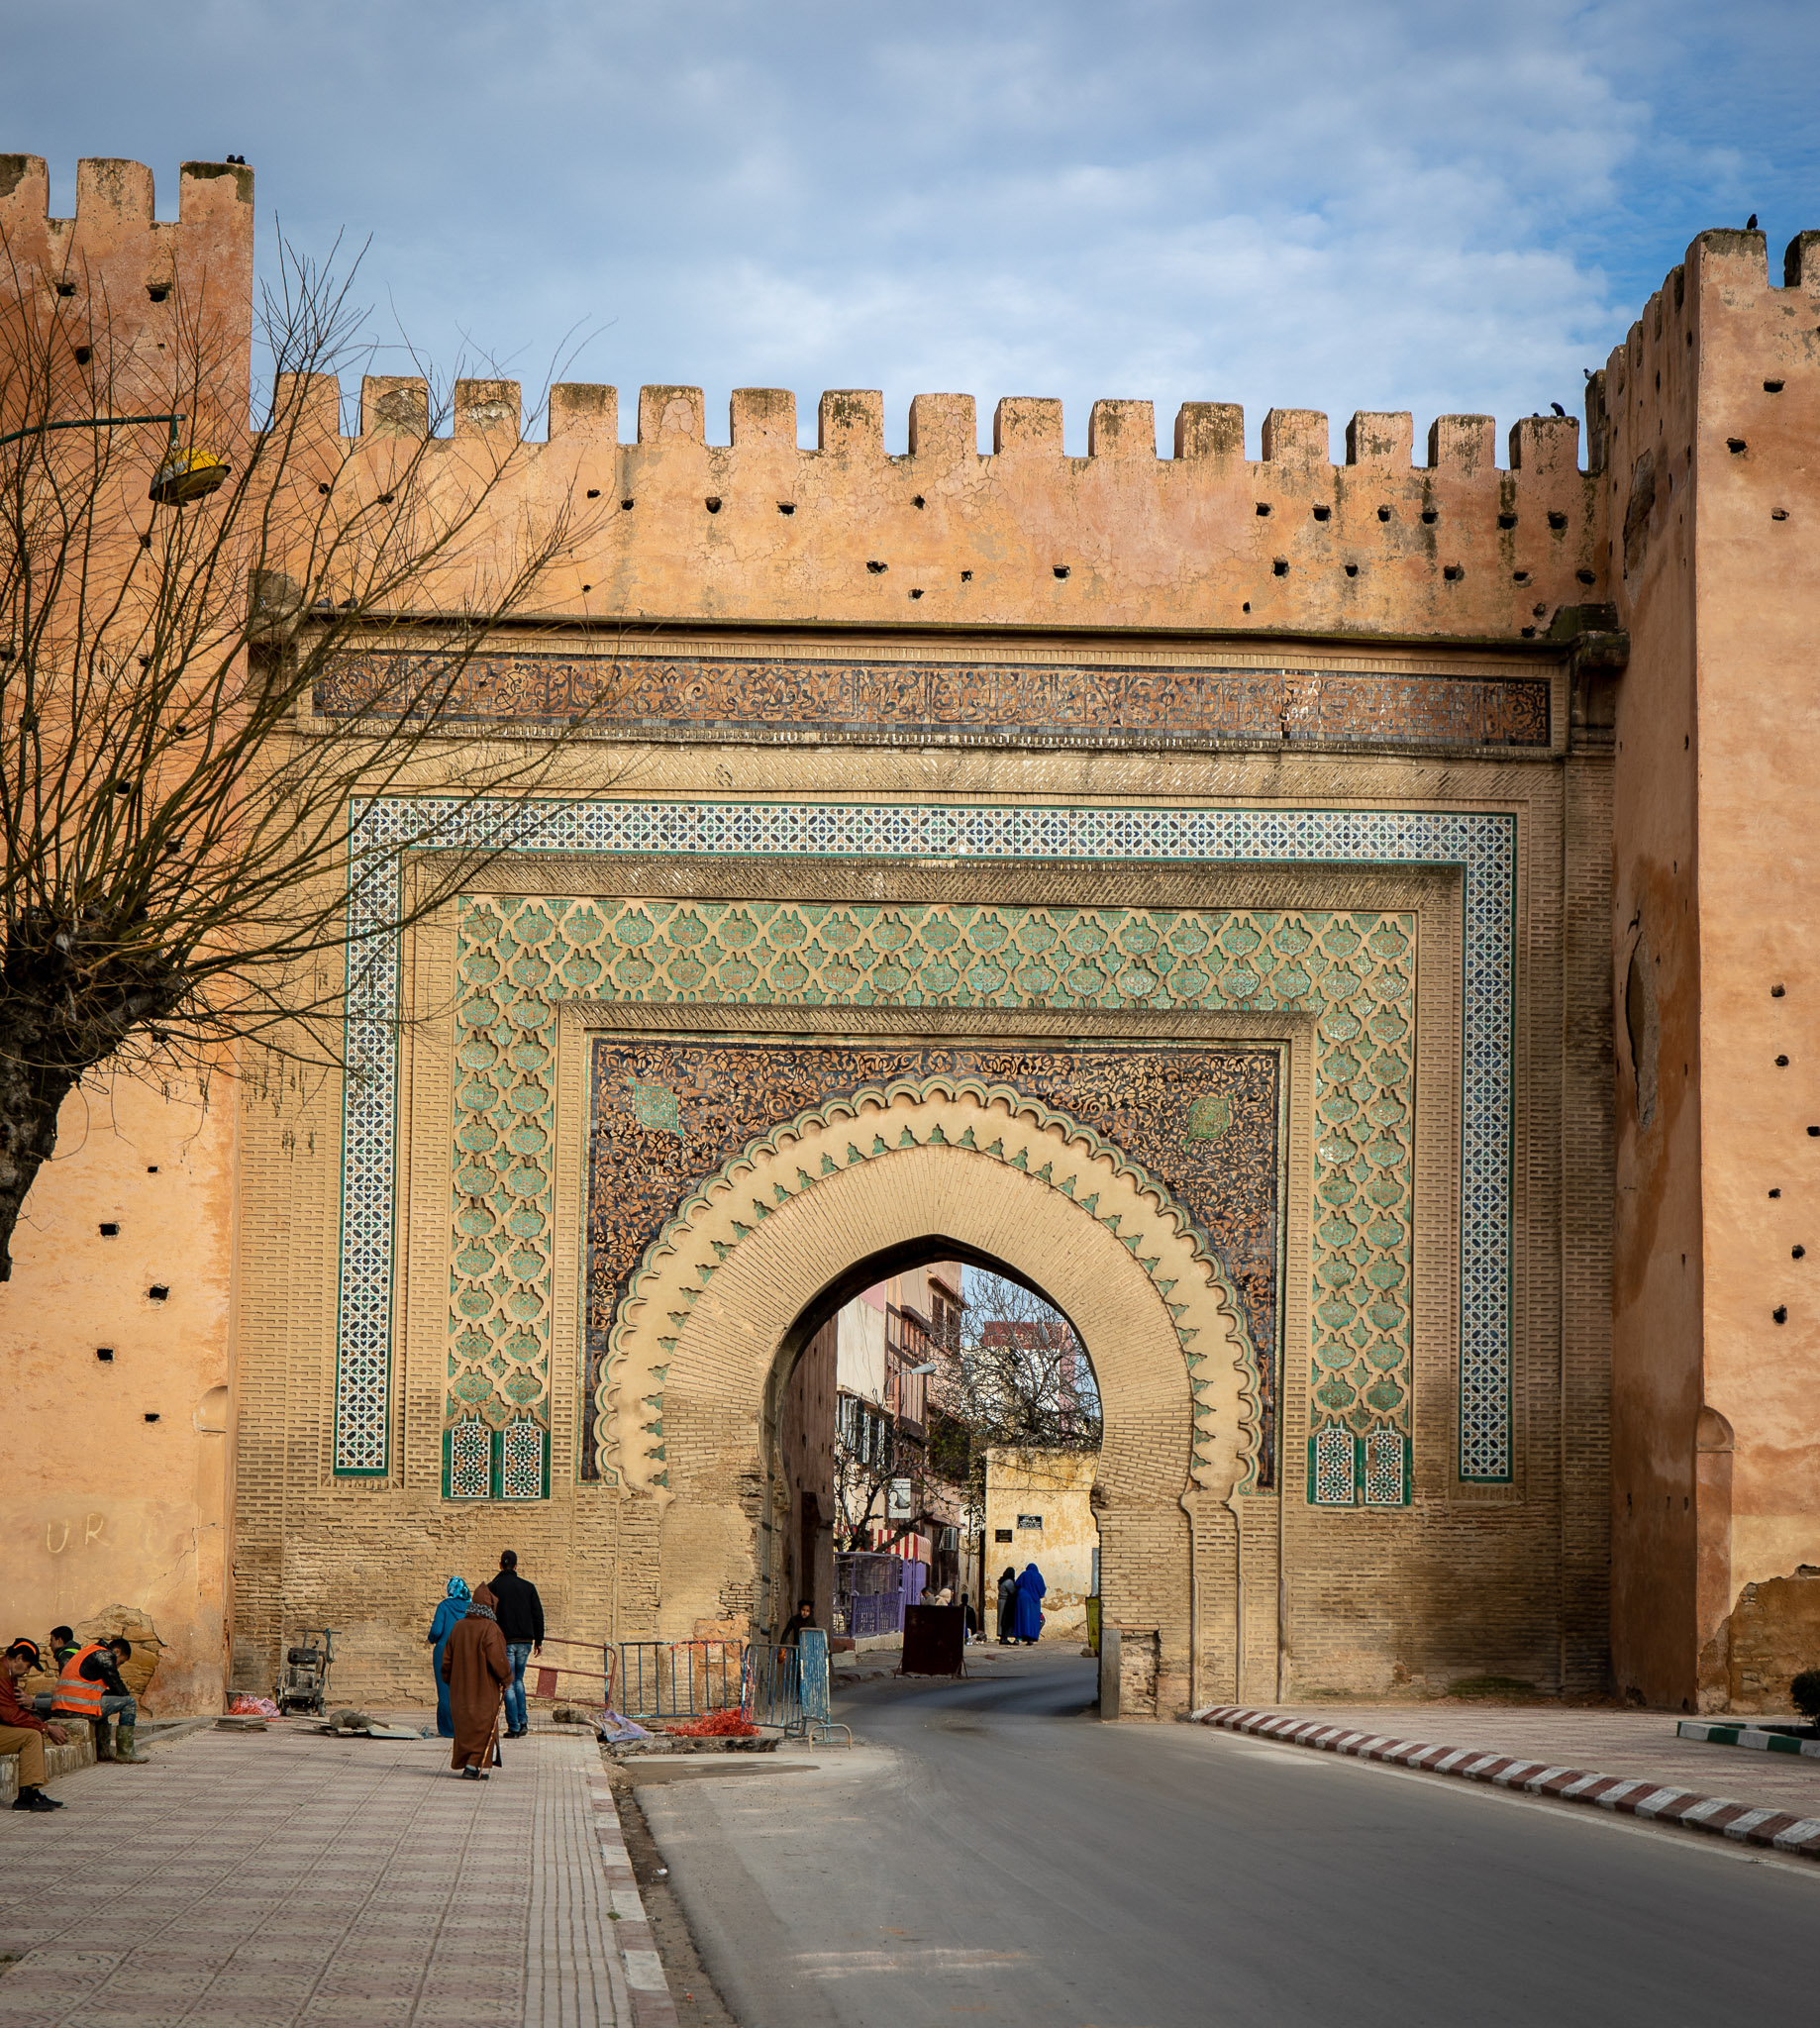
[1605,230,1820,1709]
[0,157,253,1713]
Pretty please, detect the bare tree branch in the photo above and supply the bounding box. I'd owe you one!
[0,226,629,1274]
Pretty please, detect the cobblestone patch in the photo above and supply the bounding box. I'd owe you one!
[0,1721,670,2026]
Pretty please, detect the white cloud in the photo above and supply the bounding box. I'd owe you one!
[3,0,1815,461]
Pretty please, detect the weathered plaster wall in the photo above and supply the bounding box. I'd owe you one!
[985,1447,1098,1636]
[0,1069,237,1713]
[1606,230,1820,1710]
[0,157,254,1715]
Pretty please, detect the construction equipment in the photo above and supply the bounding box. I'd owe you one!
[274,1628,337,1716]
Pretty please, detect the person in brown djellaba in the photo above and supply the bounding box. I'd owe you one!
[439,1581,510,1778]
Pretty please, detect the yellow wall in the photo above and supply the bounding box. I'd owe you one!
[985,1448,1098,1636]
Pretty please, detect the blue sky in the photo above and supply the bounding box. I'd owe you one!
[3,0,1814,456]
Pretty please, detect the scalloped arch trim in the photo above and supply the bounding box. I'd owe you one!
[597,1078,1256,1500]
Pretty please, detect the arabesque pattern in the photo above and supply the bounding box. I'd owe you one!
[447,897,1415,1503]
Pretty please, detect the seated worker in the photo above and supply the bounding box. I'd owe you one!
[51,1635,147,1764]
[33,1627,76,1716]
[2,1640,70,1813]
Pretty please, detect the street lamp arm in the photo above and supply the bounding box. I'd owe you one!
[0,413,184,450]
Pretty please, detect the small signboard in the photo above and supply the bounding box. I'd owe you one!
[887,1477,915,1519]
[1016,1513,1044,1530]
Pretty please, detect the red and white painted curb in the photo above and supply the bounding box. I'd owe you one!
[1194,1706,1820,1860]
[588,1774,680,2028]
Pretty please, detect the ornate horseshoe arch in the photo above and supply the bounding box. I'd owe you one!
[593,1077,1257,1645]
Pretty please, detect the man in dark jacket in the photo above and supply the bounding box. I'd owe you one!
[2,1640,69,1812]
[489,1551,544,1739]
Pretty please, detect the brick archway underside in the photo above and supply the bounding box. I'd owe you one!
[622,1086,1252,1696]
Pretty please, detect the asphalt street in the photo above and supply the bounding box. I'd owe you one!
[634,1647,1820,2027]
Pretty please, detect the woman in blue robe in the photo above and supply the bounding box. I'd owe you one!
[1013,1564,1046,1644]
[427,1576,470,1737]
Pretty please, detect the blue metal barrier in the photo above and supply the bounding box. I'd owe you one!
[742,1631,850,1746]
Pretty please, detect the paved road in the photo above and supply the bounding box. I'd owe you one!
[636,1648,1820,2027]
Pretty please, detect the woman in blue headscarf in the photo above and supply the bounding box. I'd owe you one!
[427,1577,470,1737]
[1013,1564,1046,1644]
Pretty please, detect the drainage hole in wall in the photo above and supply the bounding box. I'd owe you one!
[55,281,75,297]
[147,1166,157,1174]
[1576,568,1596,584]
[1242,601,1252,613]
[1272,558,1289,576]
[1809,1126,1820,1138]
[1256,502,1271,517]
[909,588,924,599]
[1774,1306,1788,1324]
[1521,626,1536,638]
[1344,564,1359,577]
[581,584,591,594]
[1498,513,1518,530]
[912,495,925,509]
[147,285,169,303]
[1054,565,1070,578]
[1513,570,1531,584]
[1796,1246,1807,1260]
[1772,982,1787,996]
[145,1412,160,1422]
[1421,508,1438,524]
[1443,564,1464,581]
[1728,439,1747,454]
[1773,508,1788,522]
[1770,1188,1782,1198]
[149,1284,169,1301]
[1766,380,1784,393]
[777,501,795,514]
[866,559,886,573]
[1778,1056,1790,1066]
[73,347,91,365]
[1312,505,1330,522]
[1376,506,1391,522]
[96,1349,114,1363]
[99,1223,119,1238]
[1549,512,1568,531]
[961,569,971,581]
[317,481,330,496]
[620,498,635,511]
[704,496,722,513]
[585,488,600,499]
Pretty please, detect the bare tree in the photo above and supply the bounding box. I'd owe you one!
[943,1270,1102,1500]
[0,229,623,1275]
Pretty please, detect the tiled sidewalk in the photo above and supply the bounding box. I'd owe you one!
[0,1721,669,2027]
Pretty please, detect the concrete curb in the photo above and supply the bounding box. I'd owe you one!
[1194,1706,1820,1861]
[587,1772,680,2028]
[1677,1719,1820,1759]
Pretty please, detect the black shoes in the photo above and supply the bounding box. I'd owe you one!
[460,1765,481,1779]
[13,1787,62,1812]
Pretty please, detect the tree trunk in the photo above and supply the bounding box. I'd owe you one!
[0,1050,77,1281]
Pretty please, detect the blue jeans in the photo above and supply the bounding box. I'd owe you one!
[504,1644,531,1733]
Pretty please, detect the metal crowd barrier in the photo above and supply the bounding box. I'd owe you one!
[742,1631,850,1746]
[615,1640,741,1722]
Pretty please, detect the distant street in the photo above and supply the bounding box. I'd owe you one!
[635,1649,1820,2027]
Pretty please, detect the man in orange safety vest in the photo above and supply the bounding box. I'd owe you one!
[51,1637,147,1764]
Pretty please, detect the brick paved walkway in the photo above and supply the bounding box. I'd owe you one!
[0,1721,671,2027]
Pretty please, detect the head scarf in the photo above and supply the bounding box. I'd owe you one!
[445,1575,470,1602]
[464,1582,498,1621]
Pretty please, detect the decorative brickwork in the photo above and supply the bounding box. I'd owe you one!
[319,651,1550,753]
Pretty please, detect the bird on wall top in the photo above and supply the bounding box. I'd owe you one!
[1551,402,1567,417]
[1747,213,1759,229]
